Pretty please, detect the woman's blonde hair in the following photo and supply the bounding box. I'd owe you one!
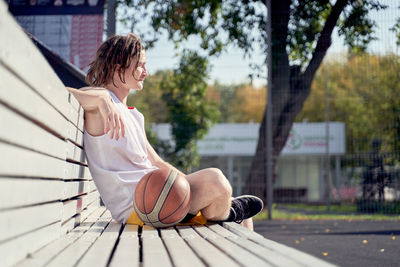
[86,33,143,87]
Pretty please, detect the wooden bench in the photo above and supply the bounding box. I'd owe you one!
[0,3,337,266]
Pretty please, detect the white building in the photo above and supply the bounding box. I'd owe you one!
[153,122,346,202]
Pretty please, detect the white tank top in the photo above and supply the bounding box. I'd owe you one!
[83,90,157,223]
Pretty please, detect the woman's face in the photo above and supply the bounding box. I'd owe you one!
[123,50,148,91]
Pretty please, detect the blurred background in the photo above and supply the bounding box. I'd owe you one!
[6,0,400,216]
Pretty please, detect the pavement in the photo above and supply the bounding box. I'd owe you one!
[254,219,400,267]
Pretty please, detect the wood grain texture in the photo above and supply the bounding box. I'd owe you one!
[0,221,60,267]
[223,222,337,267]
[160,228,205,267]
[46,212,111,267]
[0,202,61,243]
[177,226,240,267]
[62,190,100,223]
[0,2,75,124]
[0,178,63,209]
[194,225,271,267]
[0,142,68,179]
[208,224,302,267]
[109,224,140,267]
[60,199,102,235]
[0,104,68,161]
[77,221,122,267]
[142,225,173,267]
[0,66,70,142]
[62,180,93,200]
[15,207,107,267]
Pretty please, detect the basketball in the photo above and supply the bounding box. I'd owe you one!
[133,168,191,228]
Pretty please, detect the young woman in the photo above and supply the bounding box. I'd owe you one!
[67,33,263,230]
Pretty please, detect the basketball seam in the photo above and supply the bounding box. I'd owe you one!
[145,170,177,227]
[157,171,177,222]
[159,181,189,223]
[152,170,176,223]
[142,171,153,224]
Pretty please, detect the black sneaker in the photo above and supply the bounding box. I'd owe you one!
[230,195,264,223]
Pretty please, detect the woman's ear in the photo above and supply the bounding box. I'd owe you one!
[115,64,127,84]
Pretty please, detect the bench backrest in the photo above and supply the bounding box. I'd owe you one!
[0,2,100,266]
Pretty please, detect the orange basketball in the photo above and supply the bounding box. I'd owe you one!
[133,168,191,228]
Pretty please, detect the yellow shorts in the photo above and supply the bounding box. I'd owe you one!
[126,210,207,226]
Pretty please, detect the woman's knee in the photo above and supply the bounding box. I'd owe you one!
[206,168,232,198]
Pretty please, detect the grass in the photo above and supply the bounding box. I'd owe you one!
[254,204,400,221]
[277,203,358,213]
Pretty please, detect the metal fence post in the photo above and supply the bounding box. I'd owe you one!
[266,0,273,220]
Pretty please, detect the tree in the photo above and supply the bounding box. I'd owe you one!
[297,53,400,162]
[158,51,220,172]
[122,0,390,200]
[127,53,219,173]
[206,82,260,123]
[392,5,400,46]
[127,70,168,123]
[234,84,266,123]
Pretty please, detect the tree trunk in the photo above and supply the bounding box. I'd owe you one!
[243,0,348,202]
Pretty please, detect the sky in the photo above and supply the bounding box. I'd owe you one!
[117,1,399,88]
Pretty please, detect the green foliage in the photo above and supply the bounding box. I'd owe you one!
[205,82,268,123]
[120,0,392,76]
[296,53,400,163]
[391,16,400,46]
[338,0,387,54]
[206,82,245,122]
[156,51,219,172]
[255,204,400,220]
[288,0,332,63]
[127,53,219,172]
[120,0,263,58]
[127,70,168,123]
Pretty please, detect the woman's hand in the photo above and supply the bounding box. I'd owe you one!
[66,87,125,140]
[96,93,126,140]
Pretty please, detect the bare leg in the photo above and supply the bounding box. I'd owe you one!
[186,168,232,221]
[240,218,254,231]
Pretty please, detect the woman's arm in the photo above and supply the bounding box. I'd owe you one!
[66,87,125,140]
[145,139,186,176]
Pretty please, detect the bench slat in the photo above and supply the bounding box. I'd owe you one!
[15,206,107,267]
[66,140,84,163]
[0,2,77,125]
[177,226,240,267]
[160,228,205,267]
[0,202,61,243]
[223,222,337,267]
[69,123,84,145]
[68,92,81,116]
[208,224,303,267]
[77,221,122,266]
[77,106,85,132]
[0,104,68,161]
[0,221,60,267]
[0,66,87,173]
[0,67,70,143]
[65,161,91,180]
[46,211,112,267]
[0,142,67,179]
[62,191,100,223]
[109,224,140,267]
[194,225,272,267]
[63,180,95,200]
[0,178,63,209]
[61,199,102,235]
[142,225,173,267]
[0,179,96,210]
